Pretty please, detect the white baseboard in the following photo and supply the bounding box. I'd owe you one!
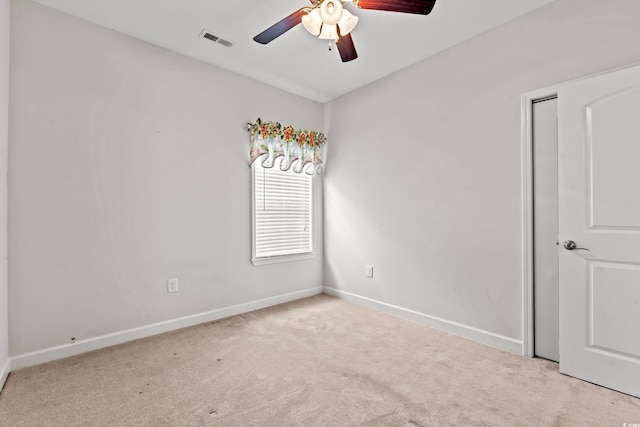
[324,287,522,354]
[0,357,9,393]
[10,286,323,371]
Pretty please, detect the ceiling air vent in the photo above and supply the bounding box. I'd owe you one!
[199,29,233,48]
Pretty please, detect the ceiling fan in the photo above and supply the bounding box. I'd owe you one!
[253,0,437,63]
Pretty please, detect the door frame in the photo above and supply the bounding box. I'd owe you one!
[521,85,559,357]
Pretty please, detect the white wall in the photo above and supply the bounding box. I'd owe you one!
[0,0,10,389]
[324,0,640,351]
[9,0,323,361]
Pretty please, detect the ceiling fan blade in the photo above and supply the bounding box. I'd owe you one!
[354,0,436,15]
[253,9,306,44]
[336,31,358,63]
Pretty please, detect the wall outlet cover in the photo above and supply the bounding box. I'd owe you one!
[167,278,179,293]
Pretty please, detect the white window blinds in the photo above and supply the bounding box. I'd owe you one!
[252,160,313,262]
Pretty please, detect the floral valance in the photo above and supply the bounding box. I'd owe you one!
[247,118,326,175]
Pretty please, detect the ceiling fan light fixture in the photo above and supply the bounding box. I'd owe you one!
[303,1,358,40]
[319,0,343,25]
[302,8,322,35]
[254,0,438,62]
[337,9,358,36]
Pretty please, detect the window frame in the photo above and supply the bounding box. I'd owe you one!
[251,158,315,266]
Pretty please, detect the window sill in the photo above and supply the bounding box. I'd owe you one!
[251,252,315,266]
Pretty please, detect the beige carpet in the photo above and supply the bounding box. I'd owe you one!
[0,295,639,426]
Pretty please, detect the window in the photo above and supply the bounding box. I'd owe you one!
[252,157,313,265]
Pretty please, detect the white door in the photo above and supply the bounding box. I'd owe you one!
[558,64,640,397]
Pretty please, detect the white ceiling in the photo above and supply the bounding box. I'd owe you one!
[32,0,556,103]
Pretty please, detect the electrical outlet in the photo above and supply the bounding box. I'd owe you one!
[167,278,179,293]
[366,266,373,278]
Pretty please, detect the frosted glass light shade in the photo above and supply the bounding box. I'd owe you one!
[337,9,358,35]
[318,23,338,40]
[319,0,343,25]
[302,8,322,36]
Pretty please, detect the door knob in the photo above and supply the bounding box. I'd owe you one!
[563,240,590,251]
